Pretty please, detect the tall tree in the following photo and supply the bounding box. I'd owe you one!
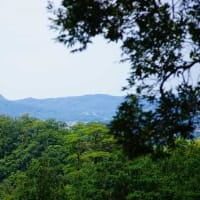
[48,0,200,156]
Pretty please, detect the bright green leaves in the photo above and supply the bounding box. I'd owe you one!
[0,116,118,200]
[1,116,200,199]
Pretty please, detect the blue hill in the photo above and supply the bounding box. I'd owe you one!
[0,94,124,122]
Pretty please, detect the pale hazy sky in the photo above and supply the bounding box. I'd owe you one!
[0,0,129,100]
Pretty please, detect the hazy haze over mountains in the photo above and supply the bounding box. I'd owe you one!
[0,94,124,122]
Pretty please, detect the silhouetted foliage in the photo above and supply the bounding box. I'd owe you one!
[49,0,200,156]
[111,85,200,157]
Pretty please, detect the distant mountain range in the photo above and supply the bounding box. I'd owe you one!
[0,94,124,122]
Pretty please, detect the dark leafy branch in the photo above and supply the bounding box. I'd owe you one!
[48,0,200,157]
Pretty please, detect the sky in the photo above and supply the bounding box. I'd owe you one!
[0,0,129,100]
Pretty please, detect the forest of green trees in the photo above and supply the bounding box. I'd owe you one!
[0,115,200,199]
[1,0,199,199]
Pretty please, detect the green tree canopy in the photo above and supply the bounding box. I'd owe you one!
[1,116,200,199]
[48,0,200,156]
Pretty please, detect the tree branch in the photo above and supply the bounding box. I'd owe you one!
[159,60,200,95]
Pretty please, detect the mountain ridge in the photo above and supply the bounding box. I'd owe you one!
[0,94,124,122]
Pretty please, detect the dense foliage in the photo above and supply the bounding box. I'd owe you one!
[0,115,200,199]
[48,0,200,157]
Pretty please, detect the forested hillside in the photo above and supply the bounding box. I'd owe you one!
[0,115,200,199]
[1,0,200,199]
